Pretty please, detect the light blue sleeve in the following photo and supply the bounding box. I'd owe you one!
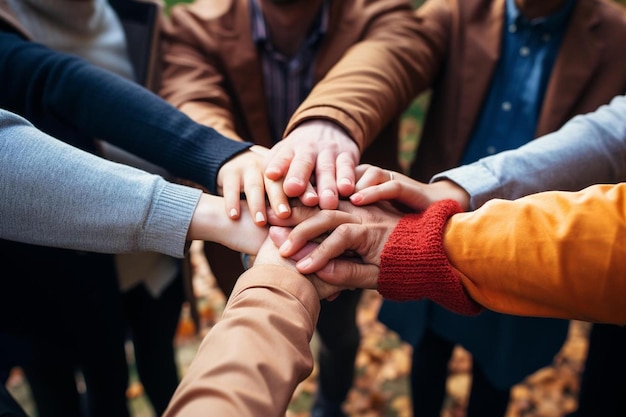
[433,94,626,210]
[0,109,201,257]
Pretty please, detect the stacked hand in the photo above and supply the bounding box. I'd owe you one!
[264,164,470,292]
[268,200,404,289]
[264,120,361,209]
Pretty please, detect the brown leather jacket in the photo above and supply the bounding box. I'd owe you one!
[159,0,422,171]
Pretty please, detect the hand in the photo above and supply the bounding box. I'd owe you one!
[254,228,346,300]
[217,145,291,225]
[264,120,360,209]
[349,164,471,211]
[268,200,403,289]
[187,193,268,255]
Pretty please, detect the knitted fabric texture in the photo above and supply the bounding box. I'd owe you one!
[378,199,483,315]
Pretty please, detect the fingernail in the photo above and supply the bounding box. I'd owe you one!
[350,193,362,204]
[255,211,265,223]
[305,192,317,201]
[297,257,312,270]
[279,240,291,253]
[278,204,289,214]
[322,189,335,198]
[229,208,238,218]
[339,178,352,186]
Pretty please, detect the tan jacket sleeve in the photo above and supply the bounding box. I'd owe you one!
[159,5,242,141]
[163,265,320,417]
[284,0,451,149]
[446,183,626,324]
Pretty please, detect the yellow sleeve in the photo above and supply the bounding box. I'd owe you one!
[445,183,626,324]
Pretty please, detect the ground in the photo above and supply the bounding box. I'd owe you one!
[180,243,591,417]
[6,242,589,417]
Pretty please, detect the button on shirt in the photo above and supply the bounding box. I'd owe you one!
[250,0,329,143]
[460,0,575,164]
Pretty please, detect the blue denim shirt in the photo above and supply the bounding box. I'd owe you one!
[460,0,575,164]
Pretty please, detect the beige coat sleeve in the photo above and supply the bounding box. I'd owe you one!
[158,2,243,141]
[163,264,321,417]
[446,183,626,324]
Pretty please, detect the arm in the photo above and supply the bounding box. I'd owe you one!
[434,94,626,209]
[273,184,626,324]
[0,109,267,257]
[266,0,450,206]
[163,232,343,417]
[349,94,626,212]
[283,0,449,151]
[159,4,242,141]
[0,30,250,196]
[0,29,286,222]
[443,183,626,324]
[163,265,318,417]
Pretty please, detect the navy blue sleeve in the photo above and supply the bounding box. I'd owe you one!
[0,31,251,195]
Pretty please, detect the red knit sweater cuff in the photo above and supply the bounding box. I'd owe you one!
[378,199,483,316]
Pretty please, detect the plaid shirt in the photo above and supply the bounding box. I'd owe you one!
[250,0,329,142]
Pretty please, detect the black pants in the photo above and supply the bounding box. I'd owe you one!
[122,272,184,415]
[315,289,362,406]
[0,241,130,417]
[411,328,510,417]
[569,324,626,417]
[0,385,28,417]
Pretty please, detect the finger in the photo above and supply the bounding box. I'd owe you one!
[266,203,321,226]
[297,180,319,207]
[335,152,357,197]
[264,146,294,181]
[312,279,349,301]
[264,177,291,219]
[350,181,405,205]
[354,165,391,191]
[354,164,374,180]
[295,222,364,272]
[315,150,339,210]
[279,210,359,256]
[269,226,318,261]
[242,170,268,225]
[222,172,242,219]
[283,149,317,198]
[315,259,379,289]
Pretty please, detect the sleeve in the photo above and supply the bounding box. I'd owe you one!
[284,0,451,150]
[379,184,626,324]
[378,199,483,315]
[433,94,626,210]
[0,109,201,258]
[0,31,252,195]
[159,6,242,141]
[446,183,626,325]
[163,265,321,417]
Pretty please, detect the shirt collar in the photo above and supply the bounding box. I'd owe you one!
[506,0,575,31]
[250,0,329,46]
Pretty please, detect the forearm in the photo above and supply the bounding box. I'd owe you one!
[0,110,201,257]
[285,0,447,148]
[446,183,626,324]
[164,265,320,417]
[0,31,251,194]
[434,94,626,210]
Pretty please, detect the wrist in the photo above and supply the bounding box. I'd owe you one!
[187,194,223,242]
[431,180,470,211]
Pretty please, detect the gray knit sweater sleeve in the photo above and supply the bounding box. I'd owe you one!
[433,94,626,210]
[0,109,201,257]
